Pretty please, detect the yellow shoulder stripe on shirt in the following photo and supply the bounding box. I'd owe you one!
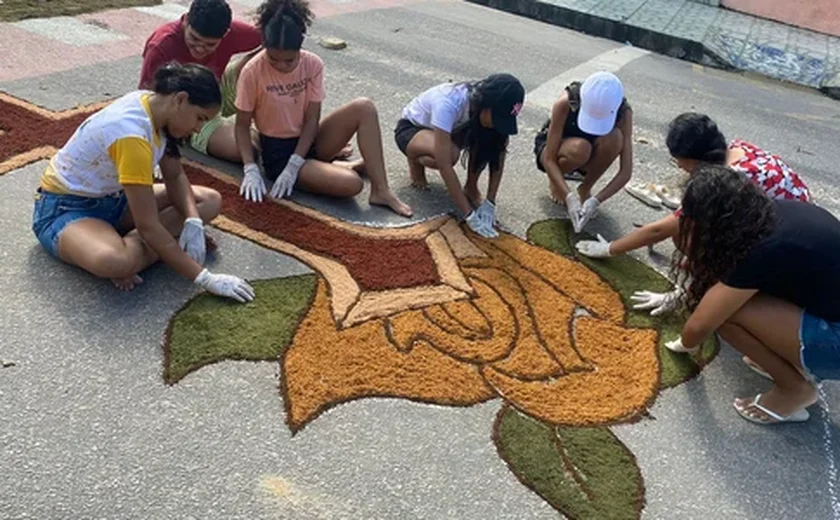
[108,137,154,186]
[140,93,162,148]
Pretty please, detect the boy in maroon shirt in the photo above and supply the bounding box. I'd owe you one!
[139,0,261,161]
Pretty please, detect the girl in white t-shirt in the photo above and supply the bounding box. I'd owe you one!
[394,74,525,238]
[32,63,254,303]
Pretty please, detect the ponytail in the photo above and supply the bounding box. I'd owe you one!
[256,0,314,50]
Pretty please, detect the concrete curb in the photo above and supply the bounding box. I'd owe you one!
[466,0,840,100]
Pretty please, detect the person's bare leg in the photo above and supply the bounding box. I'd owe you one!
[545,138,591,202]
[80,184,222,289]
[206,122,261,164]
[577,128,622,201]
[295,159,364,197]
[314,98,412,216]
[406,129,460,190]
[718,294,818,420]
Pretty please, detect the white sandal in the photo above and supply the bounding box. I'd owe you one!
[734,394,810,425]
[652,184,681,209]
[624,182,663,208]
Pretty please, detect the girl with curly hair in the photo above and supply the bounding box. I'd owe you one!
[234,0,412,217]
[665,165,840,425]
[575,112,812,317]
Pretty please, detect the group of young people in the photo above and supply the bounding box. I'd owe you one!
[32,0,839,425]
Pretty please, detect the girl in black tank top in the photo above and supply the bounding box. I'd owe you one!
[533,73,634,234]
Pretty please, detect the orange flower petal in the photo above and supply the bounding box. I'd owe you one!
[283,280,496,432]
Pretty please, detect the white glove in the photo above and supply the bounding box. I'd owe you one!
[631,289,682,316]
[665,336,698,354]
[575,234,612,258]
[475,199,497,228]
[240,163,266,203]
[270,154,305,199]
[578,197,600,230]
[179,217,206,265]
[565,192,582,233]
[193,268,255,303]
[153,165,163,180]
[466,209,498,238]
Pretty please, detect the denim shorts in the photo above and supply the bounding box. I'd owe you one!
[799,311,840,382]
[32,189,128,258]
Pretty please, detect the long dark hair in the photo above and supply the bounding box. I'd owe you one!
[666,112,728,164]
[673,164,776,310]
[452,80,509,174]
[256,0,313,50]
[154,62,221,156]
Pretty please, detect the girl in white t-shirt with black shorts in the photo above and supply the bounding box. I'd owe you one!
[394,74,525,238]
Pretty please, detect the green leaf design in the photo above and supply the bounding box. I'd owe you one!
[527,219,718,388]
[163,274,318,384]
[494,405,644,520]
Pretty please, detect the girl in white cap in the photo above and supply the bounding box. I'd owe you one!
[534,71,633,232]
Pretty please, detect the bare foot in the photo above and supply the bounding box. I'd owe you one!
[409,163,428,190]
[334,143,353,160]
[549,181,564,204]
[334,158,367,176]
[733,382,817,422]
[370,189,413,217]
[206,234,218,254]
[111,274,143,292]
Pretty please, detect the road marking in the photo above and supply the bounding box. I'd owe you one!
[133,3,188,20]
[526,45,650,110]
[819,388,840,519]
[12,16,129,47]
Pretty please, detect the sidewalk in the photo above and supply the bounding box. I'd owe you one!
[466,0,840,99]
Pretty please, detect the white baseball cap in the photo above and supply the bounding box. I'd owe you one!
[577,72,625,136]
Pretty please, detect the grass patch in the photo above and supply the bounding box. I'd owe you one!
[527,219,718,389]
[164,275,318,384]
[495,406,644,520]
[0,0,161,22]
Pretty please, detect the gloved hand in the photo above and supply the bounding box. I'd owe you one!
[179,217,206,265]
[270,154,305,199]
[575,234,612,258]
[466,209,498,238]
[664,336,698,354]
[578,197,600,230]
[193,268,255,303]
[240,162,266,203]
[153,165,163,180]
[565,192,582,233]
[475,199,497,228]
[631,289,683,316]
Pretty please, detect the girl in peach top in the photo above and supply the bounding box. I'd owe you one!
[234,0,412,217]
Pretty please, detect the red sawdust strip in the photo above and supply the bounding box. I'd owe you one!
[184,164,440,292]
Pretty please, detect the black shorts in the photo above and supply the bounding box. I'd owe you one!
[534,127,548,172]
[259,134,318,181]
[394,118,424,155]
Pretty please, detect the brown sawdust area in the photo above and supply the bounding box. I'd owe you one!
[0,0,160,22]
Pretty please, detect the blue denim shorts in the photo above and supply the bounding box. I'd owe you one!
[32,189,128,258]
[799,311,840,382]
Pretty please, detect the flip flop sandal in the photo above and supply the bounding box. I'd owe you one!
[624,183,663,209]
[743,356,773,381]
[733,394,810,425]
[652,184,681,210]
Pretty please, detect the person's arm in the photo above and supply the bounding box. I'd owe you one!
[679,282,757,349]
[294,101,320,159]
[123,184,204,281]
[486,149,505,203]
[435,128,472,215]
[542,98,572,199]
[594,107,633,203]
[235,109,256,165]
[609,213,679,255]
[158,154,200,220]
